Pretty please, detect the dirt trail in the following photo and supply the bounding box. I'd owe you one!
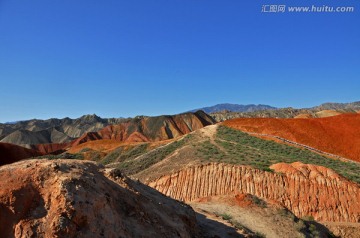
[193,207,251,238]
[198,125,228,153]
[199,124,218,138]
[190,197,326,238]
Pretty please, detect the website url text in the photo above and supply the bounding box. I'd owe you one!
[261,5,355,13]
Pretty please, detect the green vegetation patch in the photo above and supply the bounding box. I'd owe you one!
[116,135,191,175]
[101,143,149,165]
[215,212,232,220]
[35,153,84,160]
[195,125,360,183]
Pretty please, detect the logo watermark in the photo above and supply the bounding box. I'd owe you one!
[261,5,355,13]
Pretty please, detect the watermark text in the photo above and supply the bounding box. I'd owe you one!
[261,5,355,13]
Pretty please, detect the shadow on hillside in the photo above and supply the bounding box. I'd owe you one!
[302,220,337,238]
[195,212,245,238]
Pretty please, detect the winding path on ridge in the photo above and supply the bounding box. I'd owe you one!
[200,125,228,154]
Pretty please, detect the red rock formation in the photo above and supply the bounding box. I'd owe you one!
[99,123,147,142]
[0,142,43,166]
[103,124,125,140]
[148,162,360,223]
[71,132,103,147]
[223,113,360,162]
[0,159,200,237]
[31,142,70,154]
[72,111,214,146]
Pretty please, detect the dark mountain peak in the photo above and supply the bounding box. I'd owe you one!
[79,114,103,122]
[191,103,277,113]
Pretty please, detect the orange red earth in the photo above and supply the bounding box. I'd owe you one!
[223,113,360,162]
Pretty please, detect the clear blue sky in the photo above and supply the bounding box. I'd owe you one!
[0,0,359,122]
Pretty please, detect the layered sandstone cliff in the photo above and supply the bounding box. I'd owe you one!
[148,162,360,223]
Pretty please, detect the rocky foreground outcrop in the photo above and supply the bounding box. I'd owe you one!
[148,162,360,223]
[0,159,199,238]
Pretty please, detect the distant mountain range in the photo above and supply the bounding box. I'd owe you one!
[1,101,359,148]
[210,101,360,121]
[190,101,360,114]
[190,103,276,113]
[0,111,215,151]
[311,101,360,111]
[0,114,127,147]
[4,121,18,125]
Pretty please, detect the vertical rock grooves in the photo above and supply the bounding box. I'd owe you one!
[148,162,360,223]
